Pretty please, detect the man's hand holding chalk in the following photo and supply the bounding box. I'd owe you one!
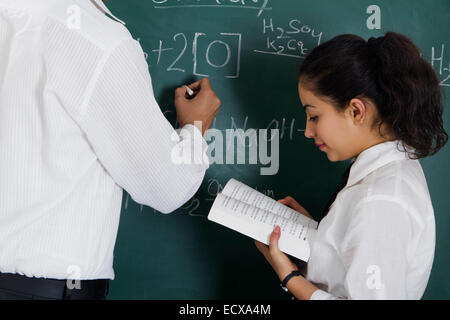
[184,85,199,99]
[184,85,195,98]
[174,78,221,136]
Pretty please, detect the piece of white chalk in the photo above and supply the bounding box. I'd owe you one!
[184,85,194,96]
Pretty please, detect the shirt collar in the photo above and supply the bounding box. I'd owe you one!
[91,0,126,25]
[346,140,413,188]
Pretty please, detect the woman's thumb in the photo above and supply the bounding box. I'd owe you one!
[269,225,281,250]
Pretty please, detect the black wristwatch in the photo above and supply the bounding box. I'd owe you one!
[280,270,303,294]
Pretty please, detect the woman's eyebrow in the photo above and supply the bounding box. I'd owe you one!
[302,104,317,110]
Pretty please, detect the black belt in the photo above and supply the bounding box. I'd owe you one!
[0,272,109,300]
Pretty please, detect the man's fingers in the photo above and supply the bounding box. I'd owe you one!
[177,78,204,98]
[188,77,211,91]
[198,77,211,89]
[175,86,188,100]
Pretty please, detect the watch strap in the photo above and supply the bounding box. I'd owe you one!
[280,270,303,292]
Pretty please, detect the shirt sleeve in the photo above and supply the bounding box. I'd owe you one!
[74,38,209,214]
[310,198,411,300]
[310,289,345,300]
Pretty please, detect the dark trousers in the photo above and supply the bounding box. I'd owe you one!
[0,272,109,300]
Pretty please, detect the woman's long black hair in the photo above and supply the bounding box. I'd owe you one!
[298,32,448,159]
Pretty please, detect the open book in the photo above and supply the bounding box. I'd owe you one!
[208,179,318,262]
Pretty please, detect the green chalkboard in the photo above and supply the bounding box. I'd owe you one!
[105,0,450,299]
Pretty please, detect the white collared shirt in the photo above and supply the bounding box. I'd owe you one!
[0,0,208,280]
[306,140,435,299]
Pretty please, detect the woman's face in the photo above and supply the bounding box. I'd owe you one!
[298,84,365,162]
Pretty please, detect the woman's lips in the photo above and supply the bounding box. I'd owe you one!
[316,143,326,150]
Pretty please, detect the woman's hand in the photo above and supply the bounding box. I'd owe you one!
[278,196,313,219]
[255,197,312,281]
[255,199,320,300]
[254,225,298,281]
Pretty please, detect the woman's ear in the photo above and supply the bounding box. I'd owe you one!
[347,98,367,126]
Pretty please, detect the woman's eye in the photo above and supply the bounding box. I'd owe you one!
[308,116,318,122]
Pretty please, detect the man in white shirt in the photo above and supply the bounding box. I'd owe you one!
[0,0,220,299]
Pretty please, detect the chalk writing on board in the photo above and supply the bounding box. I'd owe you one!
[229,116,304,142]
[254,18,323,59]
[431,44,450,87]
[151,0,271,17]
[227,116,304,143]
[194,33,242,78]
[163,111,306,142]
[146,33,242,78]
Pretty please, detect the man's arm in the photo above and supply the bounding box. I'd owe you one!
[76,39,220,213]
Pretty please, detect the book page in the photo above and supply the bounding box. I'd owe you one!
[208,180,318,261]
[222,178,318,230]
[210,193,314,241]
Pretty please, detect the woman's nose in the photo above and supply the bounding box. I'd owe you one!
[304,122,315,139]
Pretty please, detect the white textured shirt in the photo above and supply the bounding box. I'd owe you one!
[307,140,435,300]
[0,0,208,280]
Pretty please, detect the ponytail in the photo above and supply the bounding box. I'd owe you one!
[298,31,448,159]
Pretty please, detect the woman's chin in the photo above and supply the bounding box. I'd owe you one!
[325,150,340,162]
